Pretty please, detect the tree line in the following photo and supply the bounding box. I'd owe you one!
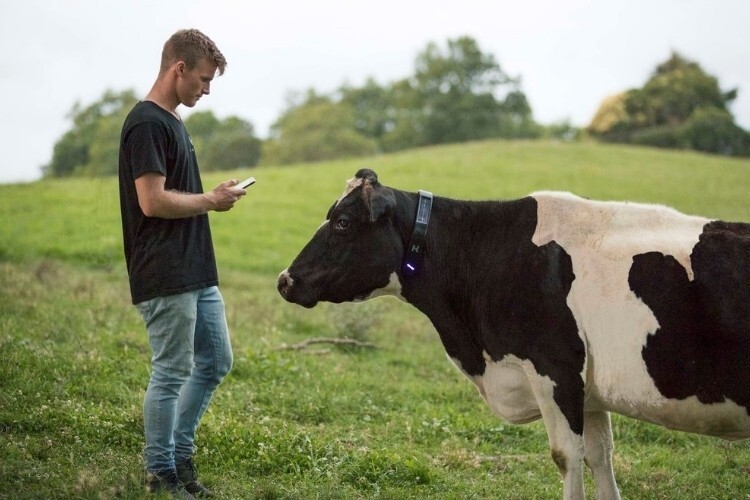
[44,37,749,178]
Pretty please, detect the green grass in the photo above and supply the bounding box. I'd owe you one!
[1,139,750,499]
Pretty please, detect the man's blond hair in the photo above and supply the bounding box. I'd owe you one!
[161,29,227,76]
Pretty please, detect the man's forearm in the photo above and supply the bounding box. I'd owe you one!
[141,189,217,219]
[135,173,241,218]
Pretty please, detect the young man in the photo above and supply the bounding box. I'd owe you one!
[119,29,245,497]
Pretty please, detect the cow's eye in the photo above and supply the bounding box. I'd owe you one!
[335,217,350,231]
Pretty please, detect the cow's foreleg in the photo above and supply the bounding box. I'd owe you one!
[528,373,586,500]
[583,410,620,500]
[545,417,585,500]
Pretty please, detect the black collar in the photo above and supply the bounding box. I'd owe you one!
[402,190,433,276]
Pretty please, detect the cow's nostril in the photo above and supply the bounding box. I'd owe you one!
[277,271,294,297]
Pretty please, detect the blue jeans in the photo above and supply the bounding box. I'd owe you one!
[135,286,233,472]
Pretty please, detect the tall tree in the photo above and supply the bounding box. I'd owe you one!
[46,93,261,177]
[589,52,749,156]
[183,110,221,155]
[338,78,392,143]
[406,36,537,145]
[45,89,138,177]
[184,111,261,170]
[263,90,377,165]
[625,52,736,128]
[338,36,539,153]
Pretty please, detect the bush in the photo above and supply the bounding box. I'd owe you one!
[678,108,750,156]
[203,132,262,171]
[630,125,684,150]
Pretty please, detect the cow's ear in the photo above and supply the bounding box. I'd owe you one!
[363,183,396,222]
[355,169,378,183]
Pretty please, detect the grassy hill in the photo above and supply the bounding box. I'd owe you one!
[1,140,749,498]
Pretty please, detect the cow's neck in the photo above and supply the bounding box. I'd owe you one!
[397,194,540,375]
[398,194,539,292]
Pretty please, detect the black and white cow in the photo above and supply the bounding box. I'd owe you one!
[277,169,750,500]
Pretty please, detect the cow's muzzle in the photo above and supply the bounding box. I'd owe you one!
[278,269,319,307]
[277,270,294,300]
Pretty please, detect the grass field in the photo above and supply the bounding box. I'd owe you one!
[1,140,750,499]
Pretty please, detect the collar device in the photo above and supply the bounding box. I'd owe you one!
[402,190,433,276]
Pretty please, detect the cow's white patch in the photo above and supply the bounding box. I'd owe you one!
[358,272,406,302]
[334,176,364,208]
[637,395,750,440]
[451,353,543,424]
[530,191,706,279]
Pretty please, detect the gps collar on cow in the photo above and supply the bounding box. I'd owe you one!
[402,189,433,277]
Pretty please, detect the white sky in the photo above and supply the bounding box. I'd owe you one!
[1,0,749,183]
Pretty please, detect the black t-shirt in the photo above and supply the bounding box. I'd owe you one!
[119,101,218,304]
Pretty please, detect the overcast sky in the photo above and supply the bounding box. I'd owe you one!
[1,0,749,183]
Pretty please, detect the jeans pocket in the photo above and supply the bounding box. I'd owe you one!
[135,300,152,323]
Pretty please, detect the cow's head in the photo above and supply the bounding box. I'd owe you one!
[278,169,405,308]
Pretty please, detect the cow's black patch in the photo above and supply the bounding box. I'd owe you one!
[629,221,750,411]
[407,197,586,435]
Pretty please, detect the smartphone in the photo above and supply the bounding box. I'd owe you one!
[236,177,256,189]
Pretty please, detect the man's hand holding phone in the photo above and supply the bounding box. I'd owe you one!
[209,177,255,212]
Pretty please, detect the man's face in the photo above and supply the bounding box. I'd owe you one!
[177,58,217,108]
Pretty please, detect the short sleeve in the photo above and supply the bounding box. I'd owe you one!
[122,121,169,180]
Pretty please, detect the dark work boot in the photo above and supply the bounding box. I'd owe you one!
[176,457,214,497]
[145,468,195,499]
